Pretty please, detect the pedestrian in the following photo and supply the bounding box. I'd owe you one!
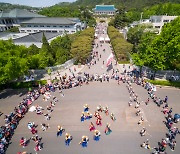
[57,125,65,137]
[141,139,150,149]
[110,113,116,121]
[19,137,26,148]
[104,123,112,135]
[84,104,89,112]
[89,122,95,131]
[79,136,89,147]
[41,123,49,131]
[138,116,144,125]
[93,130,101,141]
[169,140,176,151]
[145,98,150,105]
[140,127,146,136]
[65,133,73,146]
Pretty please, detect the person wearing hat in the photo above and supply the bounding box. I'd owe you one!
[84,104,89,112]
[57,125,65,137]
[85,112,92,120]
[79,136,89,147]
[93,130,101,141]
[65,133,72,146]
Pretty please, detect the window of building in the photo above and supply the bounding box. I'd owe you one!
[47,25,50,27]
[27,25,31,27]
[27,30,31,32]
[71,31,75,33]
[59,26,63,28]
[40,25,44,27]
[34,25,38,27]
[65,26,69,28]
[53,25,57,27]
[52,30,57,33]
[155,26,160,28]
[20,30,25,32]
[34,30,38,32]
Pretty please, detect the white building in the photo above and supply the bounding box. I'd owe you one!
[93,5,117,15]
[0,9,86,34]
[19,17,85,34]
[150,15,178,33]
[0,9,45,32]
[129,15,178,34]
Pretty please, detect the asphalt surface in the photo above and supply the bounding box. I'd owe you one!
[0,22,180,154]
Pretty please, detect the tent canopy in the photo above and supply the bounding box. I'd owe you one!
[99,37,104,41]
[105,37,110,41]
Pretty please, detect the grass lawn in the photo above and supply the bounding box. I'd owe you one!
[147,79,180,88]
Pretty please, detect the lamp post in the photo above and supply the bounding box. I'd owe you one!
[140,12,143,23]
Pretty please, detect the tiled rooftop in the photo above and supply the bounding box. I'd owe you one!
[95,5,116,11]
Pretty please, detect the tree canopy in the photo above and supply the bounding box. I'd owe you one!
[108,26,133,62]
[70,28,95,64]
[132,17,180,72]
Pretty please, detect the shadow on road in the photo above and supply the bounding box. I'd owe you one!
[0,88,28,99]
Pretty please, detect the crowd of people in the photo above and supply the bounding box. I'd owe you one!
[0,89,41,153]
[121,66,180,154]
[1,22,179,154]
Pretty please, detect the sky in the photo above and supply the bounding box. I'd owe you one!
[0,0,76,7]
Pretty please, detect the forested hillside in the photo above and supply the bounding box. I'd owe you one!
[0,2,39,11]
[72,0,180,10]
[109,3,180,29]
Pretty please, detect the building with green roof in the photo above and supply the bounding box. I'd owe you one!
[93,5,117,15]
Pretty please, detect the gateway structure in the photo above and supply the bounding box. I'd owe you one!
[93,5,117,15]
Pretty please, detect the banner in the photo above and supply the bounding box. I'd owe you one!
[106,53,113,67]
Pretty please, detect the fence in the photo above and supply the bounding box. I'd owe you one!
[135,66,180,81]
[28,59,75,80]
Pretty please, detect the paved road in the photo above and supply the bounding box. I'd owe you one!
[2,22,180,154]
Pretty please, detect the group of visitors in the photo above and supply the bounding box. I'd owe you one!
[121,65,179,153]
[81,104,114,147]
[22,86,60,153]
[0,89,41,153]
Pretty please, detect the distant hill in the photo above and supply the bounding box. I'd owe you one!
[0,2,40,11]
[72,0,180,10]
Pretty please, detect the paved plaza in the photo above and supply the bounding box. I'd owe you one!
[0,22,180,154]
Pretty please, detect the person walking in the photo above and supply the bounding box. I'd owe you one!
[104,123,112,135]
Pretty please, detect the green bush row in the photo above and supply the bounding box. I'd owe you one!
[0,80,47,90]
[147,80,180,88]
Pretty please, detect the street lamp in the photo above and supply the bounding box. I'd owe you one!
[140,12,143,23]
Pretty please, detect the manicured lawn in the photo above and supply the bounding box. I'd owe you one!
[148,79,180,88]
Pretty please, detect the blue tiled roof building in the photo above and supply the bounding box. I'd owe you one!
[93,5,117,15]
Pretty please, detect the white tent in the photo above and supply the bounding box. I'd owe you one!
[105,37,110,42]
[94,33,98,38]
[99,37,104,42]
